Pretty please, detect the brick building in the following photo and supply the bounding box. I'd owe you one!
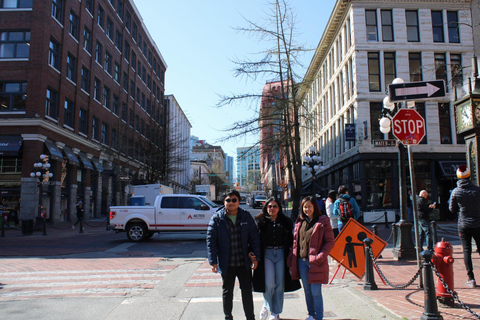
[0,0,167,225]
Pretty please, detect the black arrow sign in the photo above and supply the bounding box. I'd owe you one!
[388,80,446,102]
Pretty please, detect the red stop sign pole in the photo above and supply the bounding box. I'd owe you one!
[391,109,426,145]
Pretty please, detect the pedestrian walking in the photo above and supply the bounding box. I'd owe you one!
[448,165,480,288]
[417,190,436,252]
[252,198,301,320]
[206,190,261,320]
[289,196,335,320]
[333,185,361,232]
[325,189,339,238]
[72,200,84,229]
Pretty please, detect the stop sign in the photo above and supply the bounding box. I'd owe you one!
[391,109,425,145]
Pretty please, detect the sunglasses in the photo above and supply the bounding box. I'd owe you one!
[225,198,238,203]
[267,204,278,208]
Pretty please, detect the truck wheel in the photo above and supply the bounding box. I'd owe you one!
[126,223,147,242]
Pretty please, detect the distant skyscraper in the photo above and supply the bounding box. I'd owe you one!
[236,146,261,191]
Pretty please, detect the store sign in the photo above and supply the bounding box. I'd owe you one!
[373,140,397,147]
[345,124,356,141]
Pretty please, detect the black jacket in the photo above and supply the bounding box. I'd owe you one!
[449,179,480,229]
[416,196,432,221]
[252,213,301,293]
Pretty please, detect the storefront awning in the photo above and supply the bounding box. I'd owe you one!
[44,140,64,161]
[63,146,80,166]
[438,161,466,177]
[0,136,23,156]
[78,152,94,170]
[91,157,104,172]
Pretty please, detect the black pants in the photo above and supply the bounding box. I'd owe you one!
[221,265,255,320]
[459,226,480,280]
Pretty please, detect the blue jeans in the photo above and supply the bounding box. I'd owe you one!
[298,258,323,320]
[418,219,433,251]
[264,248,285,314]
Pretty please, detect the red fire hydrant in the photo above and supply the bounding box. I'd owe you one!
[431,238,455,306]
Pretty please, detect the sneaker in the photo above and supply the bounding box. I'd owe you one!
[269,313,279,320]
[305,316,315,320]
[466,279,476,288]
[259,306,268,320]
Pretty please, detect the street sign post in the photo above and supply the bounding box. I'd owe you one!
[392,109,426,145]
[388,80,445,101]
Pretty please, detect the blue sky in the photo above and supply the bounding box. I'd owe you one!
[134,0,336,158]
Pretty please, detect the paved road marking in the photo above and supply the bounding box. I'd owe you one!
[105,242,136,253]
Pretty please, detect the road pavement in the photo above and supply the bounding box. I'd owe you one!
[1,217,479,320]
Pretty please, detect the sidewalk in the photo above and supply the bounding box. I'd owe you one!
[1,220,480,319]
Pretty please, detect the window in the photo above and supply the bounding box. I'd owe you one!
[81,66,89,93]
[94,77,101,100]
[447,11,460,43]
[138,34,142,49]
[142,67,146,83]
[124,40,130,61]
[111,128,118,149]
[123,72,128,90]
[384,52,396,87]
[141,92,145,109]
[136,87,140,104]
[450,54,463,89]
[137,60,141,76]
[129,108,134,127]
[101,123,109,145]
[130,80,135,98]
[143,42,147,56]
[135,114,139,131]
[125,10,131,31]
[51,0,63,23]
[365,9,378,41]
[103,86,110,109]
[85,0,93,14]
[146,99,150,114]
[0,30,30,59]
[95,41,103,64]
[112,94,119,115]
[140,119,144,135]
[160,70,164,85]
[409,52,422,82]
[432,11,444,43]
[108,0,115,7]
[115,30,122,51]
[69,11,79,40]
[406,11,419,42]
[381,10,393,41]
[66,53,76,82]
[438,103,452,144]
[83,27,92,53]
[368,52,380,92]
[48,38,60,70]
[0,81,27,111]
[79,108,88,134]
[46,87,58,118]
[114,62,120,82]
[147,74,151,90]
[97,5,104,29]
[415,103,427,144]
[0,0,32,8]
[122,103,127,121]
[92,116,99,140]
[117,0,123,20]
[435,53,447,87]
[370,102,392,141]
[106,18,113,40]
[104,51,112,74]
[64,98,74,127]
[132,22,137,42]
[131,51,136,69]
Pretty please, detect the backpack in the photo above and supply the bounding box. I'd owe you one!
[338,197,353,222]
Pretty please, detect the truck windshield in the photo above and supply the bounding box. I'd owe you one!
[200,196,219,208]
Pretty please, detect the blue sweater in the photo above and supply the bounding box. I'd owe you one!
[207,207,261,275]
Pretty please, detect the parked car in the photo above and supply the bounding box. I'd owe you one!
[108,194,221,242]
[252,194,267,209]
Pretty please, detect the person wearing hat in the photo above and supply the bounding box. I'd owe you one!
[449,164,480,288]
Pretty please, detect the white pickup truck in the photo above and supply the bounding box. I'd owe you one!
[108,194,221,242]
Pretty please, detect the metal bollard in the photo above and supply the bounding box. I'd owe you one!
[79,217,84,234]
[42,217,47,236]
[419,250,443,320]
[430,220,437,246]
[372,225,382,258]
[363,238,378,290]
[392,223,397,248]
[384,211,389,228]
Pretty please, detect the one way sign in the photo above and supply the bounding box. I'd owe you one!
[388,80,446,102]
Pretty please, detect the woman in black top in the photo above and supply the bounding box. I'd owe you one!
[252,198,300,320]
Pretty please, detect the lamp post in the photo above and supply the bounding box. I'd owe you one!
[30,154,53,236]
[302,146,324,196]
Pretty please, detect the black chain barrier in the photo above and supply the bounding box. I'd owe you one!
[369,247,423,289]
[429,261,480,319]
[46,222,72,230]
[435,224,459,236]
[82,217,108,227]
[383,226,394,244]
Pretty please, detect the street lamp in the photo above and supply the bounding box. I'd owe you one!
[302,146,324,196]
[30,154,53,236]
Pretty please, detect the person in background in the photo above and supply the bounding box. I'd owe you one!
[72,200,84,229]
[207,190,261,320]
[417,190,436,252]
[325,189,339,238]
[449,165,480,288]
[289,196,335,320]
[315,194,326,215]
[253,198,300,320]
[333,185,361,232]
[407,189,414,222]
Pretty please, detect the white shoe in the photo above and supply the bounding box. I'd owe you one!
[269,313,279,320]
[259,306,268,320]
[305,316,315,320]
